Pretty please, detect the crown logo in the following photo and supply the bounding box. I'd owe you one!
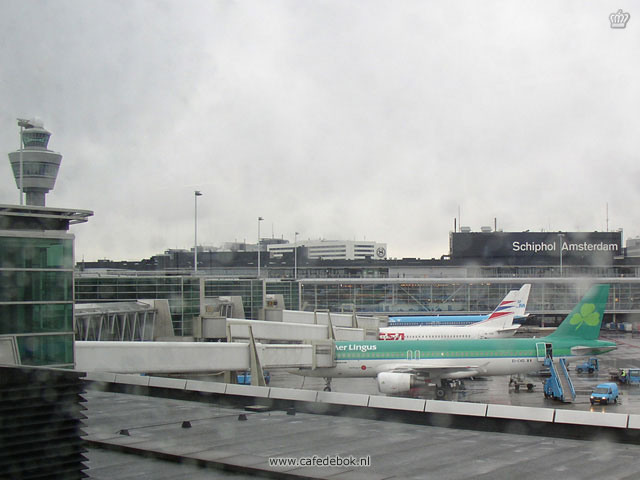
[610,9,630,28]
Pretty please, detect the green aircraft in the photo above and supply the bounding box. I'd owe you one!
[293,284,616,398]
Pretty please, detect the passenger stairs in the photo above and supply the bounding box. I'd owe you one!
[543,357,576,403]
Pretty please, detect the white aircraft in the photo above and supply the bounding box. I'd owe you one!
[379,288,521,340]
[388,284,531,326]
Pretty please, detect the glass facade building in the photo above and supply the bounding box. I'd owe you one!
[75,275,200,336]
[0,232,75,367]
[298,278,640,322]
[0,204,91,368]
[204,278,299,320]
[74,275,301,332]
[72,273,640,328]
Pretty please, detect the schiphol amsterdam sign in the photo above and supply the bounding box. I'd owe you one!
[512,240,620,254]
[450,231,622,260]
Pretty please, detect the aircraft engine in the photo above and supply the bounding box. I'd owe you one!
[376,372,417,395]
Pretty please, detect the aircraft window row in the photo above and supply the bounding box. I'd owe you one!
[338,350,537,359]
[405,334,472,339]
[339,352,398,359]
[393,322,473,326]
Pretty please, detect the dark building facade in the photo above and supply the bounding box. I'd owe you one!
[76,230,639,280]
[450,231,623,266]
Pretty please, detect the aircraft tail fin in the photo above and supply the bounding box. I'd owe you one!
[514,284,531,319]
[474,290,517,328]
[546,284,610,340]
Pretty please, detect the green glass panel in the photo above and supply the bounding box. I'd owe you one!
[0,271,72,302]
[16,334,74,366]
[0,236,73,269]
[0,303,73,334]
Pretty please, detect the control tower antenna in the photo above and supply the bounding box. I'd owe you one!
[8,118,63,207]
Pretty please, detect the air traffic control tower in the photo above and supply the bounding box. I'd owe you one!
[8,118,62,207]
[1,119,92,479]
[2,118,92,368]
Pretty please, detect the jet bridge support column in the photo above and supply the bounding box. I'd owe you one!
[314,309,336,340]
[248,326,267,387]
[224,323,236,384]
[223,325,267,386]
[350,307,358,329]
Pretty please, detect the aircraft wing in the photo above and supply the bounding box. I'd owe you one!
[496,325,521,335]
[375,362,489,379]
[571,345,617,356]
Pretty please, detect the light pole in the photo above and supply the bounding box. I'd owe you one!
[257,216,263,277]
[194,191,202,273]
[17,118,30,205]
[294,231,299,279]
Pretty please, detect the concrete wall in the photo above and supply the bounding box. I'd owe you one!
[82,373,640,443]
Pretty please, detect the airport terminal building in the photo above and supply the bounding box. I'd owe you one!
[74,229,640,336]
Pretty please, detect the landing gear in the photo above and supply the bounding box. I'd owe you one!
[323,378,332,392]
[510,375,535,393]
[434,380,459,400]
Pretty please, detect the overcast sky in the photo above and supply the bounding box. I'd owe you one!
[1,1,638,261]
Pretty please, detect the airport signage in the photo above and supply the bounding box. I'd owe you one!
[512,240,619,253]
[450,231,622,263]
[336,343,377,352]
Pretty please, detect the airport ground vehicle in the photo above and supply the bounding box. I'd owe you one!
[509,375,535,392]
[576,358,599,374]
[237,371,271,385]
[590,383,619,405]
[610,368,640,385]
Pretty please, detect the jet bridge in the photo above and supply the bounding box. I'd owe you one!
[282,309,381,340]
[225,318,366,342]
[75,340,319,373]
[192,308,381,342]
[74,305,368,384]
[75,332,336,384]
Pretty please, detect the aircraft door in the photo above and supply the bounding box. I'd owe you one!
[535,342,552,362]
[535,342,546,361]
[406,350,421,360]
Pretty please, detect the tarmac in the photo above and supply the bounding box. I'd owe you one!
[84,388,640,480]
[84,332,640,479]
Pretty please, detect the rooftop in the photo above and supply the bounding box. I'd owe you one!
[0,203,93,231]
